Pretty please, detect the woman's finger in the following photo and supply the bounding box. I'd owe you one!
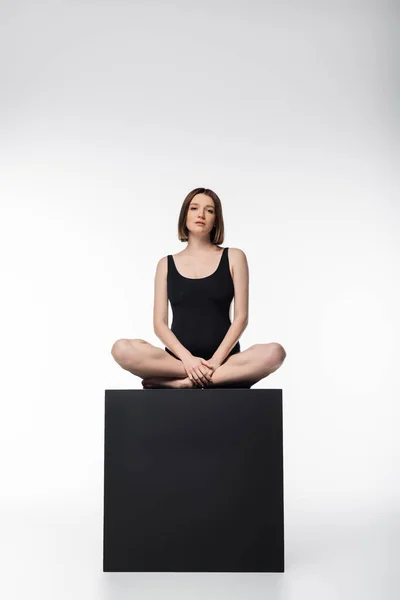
[195,368,208,386]
[201,359,213,370]
[196,367,204,383]
[191,371,201,386]
[189,372,199,386]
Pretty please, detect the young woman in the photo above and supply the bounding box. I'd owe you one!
[111,187,286,388]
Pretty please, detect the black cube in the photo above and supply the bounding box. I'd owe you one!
[103,388,284,572]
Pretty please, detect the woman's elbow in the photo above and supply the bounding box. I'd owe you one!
[154,320,167,334]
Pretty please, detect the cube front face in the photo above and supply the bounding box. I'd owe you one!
[103,389,284,572]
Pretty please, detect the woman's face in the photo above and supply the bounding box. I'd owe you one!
[186,194,216,237]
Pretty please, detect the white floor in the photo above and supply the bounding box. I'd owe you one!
[1,498,398,600]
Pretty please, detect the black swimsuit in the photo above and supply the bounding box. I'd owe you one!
[165,247,241,361]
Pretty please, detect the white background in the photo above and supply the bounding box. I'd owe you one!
[0,0,399,598]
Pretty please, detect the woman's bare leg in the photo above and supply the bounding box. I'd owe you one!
[142,343,287,389]
[111,338,188,379]
[205,343,286,387]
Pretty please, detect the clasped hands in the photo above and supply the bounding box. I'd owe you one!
[181,354,222,387]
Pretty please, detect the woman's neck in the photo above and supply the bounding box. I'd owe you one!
[185,240,220,255]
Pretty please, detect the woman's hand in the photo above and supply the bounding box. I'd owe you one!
[207,357,223,371]
[181,355,215,387]
[204,358,223,382]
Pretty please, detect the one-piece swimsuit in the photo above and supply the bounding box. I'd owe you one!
[165,247,241,361]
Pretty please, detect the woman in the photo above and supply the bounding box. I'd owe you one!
[111,187,286,388]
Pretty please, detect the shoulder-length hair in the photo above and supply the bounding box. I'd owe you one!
[177,187,224,244]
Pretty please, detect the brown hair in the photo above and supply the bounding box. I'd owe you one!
[177,187,224,244]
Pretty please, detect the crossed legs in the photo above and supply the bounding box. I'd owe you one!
[111,339,286,388]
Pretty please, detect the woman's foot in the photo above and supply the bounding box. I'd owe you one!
[142,376,198,389]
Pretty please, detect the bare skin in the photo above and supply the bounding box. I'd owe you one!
[111,338,286,388]
[111,191,287,387]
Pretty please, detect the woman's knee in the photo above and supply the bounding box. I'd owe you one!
[111,339,129,361]
[268,342,286,364]
[111,338,146,363]
[253,342,286,368]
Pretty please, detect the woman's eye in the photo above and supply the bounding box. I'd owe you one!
[190,206,214,213]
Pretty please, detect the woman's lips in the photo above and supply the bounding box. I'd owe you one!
[196,222,205,226]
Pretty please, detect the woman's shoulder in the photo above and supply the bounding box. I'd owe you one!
[155,255,169,277]
[227,247,247,258]
[227,247,248,269]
